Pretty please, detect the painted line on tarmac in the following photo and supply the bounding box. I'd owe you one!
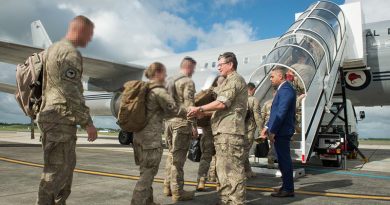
[305,167,390,180]
[1,156,390,201]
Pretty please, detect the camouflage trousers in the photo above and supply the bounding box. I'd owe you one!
[268,141,276,164]
[164,120,192,194]
[131,142,163,205]
[208,155,217,180]
[197,126,215,180]
[214,133,246,205]
[244,129,255,175]
[36,123,77,205]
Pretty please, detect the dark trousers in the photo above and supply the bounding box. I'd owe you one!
[274,136,294,192]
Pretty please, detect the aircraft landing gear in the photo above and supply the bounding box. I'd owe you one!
[118,130,133,145]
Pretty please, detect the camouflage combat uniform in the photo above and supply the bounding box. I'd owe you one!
[196,88,218,183]
[36,39,92,205]
[289,74,305,133]
[244,95,263,176]
[131,81,186,205]
[211,71,247,205]
[260,99,276,166]
[164,75,196,195]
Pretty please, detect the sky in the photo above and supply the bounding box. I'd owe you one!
[0,0,389,138]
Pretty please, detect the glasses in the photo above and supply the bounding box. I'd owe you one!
[217,62,230,67]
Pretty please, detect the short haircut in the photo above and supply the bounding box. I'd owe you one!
[180,56,196,67]
[73,15,94,27]
[272,66,287,79]
[247,82,256,89]
[218,52,238,70]
[144,62,165,79]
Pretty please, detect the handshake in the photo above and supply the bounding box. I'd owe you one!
[187,106,205,119]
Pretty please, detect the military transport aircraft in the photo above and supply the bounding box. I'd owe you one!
[0,0,389,165]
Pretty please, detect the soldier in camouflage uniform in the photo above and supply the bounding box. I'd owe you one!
[188,52,248,205]
[244,83,263,178]
[163,57,197,202]
[36,16,97,205]
[286,69,305,133]
[196,76,225,191]
[131,62,187,205]
[259,89,276,168]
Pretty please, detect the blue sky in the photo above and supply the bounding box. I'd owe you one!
[168,0,345,52]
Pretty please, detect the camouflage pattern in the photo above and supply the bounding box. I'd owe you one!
[132,81,185,205]
[211,71,247,204]
[197,126,215,180]
[246,96,263,132]
[38,39,92,128]
[288,74,305,133]
[244,96,262,175]
[208,155,217,181]
[36,39,92,205]
[260,99,276,165]
[36,124,77,205]
[164,76,196,195]
[214,133,246,205]
[211,71,248,136]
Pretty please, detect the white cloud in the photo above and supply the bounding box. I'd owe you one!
[214,0,242,7]
[197,20,256,50]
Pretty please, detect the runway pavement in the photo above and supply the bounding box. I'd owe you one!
[0,131,389,205]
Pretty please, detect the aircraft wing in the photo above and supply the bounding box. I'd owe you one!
[0,40,145,92]
[0,82,16,94]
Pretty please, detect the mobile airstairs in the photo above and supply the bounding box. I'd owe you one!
[250,1,365,166]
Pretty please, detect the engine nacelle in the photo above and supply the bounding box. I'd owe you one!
[84,92,122,117]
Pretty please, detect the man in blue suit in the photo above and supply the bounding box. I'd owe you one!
[261,66,296,197]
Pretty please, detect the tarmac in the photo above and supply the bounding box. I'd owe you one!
[0,131,389,205]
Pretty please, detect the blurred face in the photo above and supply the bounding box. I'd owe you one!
[286,69,295,82]
[270,70,283,88]
[78,25,94,48]
[181,60,196,77]
[155,68,167,83]
[217,57,233,77]
[248,87,255,96]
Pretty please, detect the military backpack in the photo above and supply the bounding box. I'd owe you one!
[165,74,186,101]
[15,51,45,120]
[117,81,163,132]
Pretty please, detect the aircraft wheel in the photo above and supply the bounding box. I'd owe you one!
[118,130,133,145]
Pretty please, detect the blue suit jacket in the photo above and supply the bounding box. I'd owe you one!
[267,81,296,137]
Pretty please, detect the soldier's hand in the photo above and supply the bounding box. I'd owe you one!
[260,128,267,137]
[86,124,98,142]
[187,106,199,118]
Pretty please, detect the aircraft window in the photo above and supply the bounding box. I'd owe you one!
[244,57,249,64]
[212,62,216,68]
[204,63,208,68]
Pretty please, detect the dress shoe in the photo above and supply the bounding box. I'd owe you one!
[273,187,282,193]
[271,190,295,197]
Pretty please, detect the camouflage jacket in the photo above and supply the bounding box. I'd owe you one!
[211,71,248,136]
[38,39,92,128]
[246,95,263,132]
[135,81,186,149]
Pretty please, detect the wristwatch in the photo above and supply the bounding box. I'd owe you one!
[199,106,204,112]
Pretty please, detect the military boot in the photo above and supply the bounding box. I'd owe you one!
[163,185,172,196]
[172,190,194,202]
[196,177,206,191]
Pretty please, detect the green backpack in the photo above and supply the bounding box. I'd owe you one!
[117,81,162,132]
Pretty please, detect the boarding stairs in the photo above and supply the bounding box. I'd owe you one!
[249,1,351,163]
